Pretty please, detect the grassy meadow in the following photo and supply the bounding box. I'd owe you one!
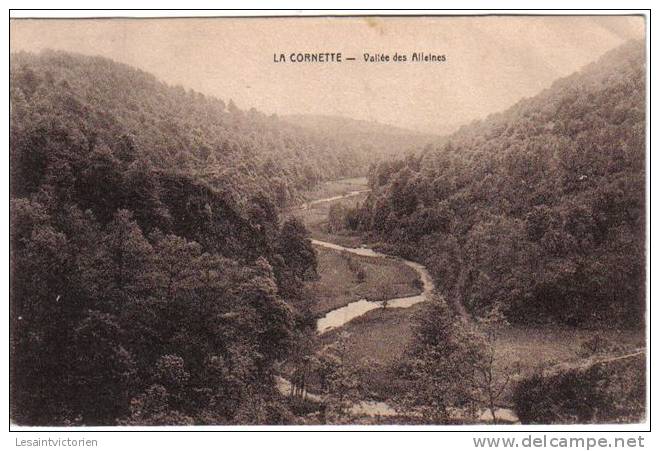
[297,178,646,415]
[320,303,423,400]
[318,308,645,405]
[493,326,645,375]
[304,247,422,315]
[300,177,369,201]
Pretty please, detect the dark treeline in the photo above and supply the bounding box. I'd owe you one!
[512,354,645,424]
[344,40,646,327]
[9,51,329,425]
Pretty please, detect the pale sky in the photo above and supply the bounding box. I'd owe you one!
[10,16,645,134]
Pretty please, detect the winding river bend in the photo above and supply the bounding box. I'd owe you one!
[281,185,518,422]
[284,188,437,417]
[279,237,435,418]
[313,239,435,334]
[305,225,516,422]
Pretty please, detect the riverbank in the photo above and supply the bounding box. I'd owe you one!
[283,178,645,424]
[320,303,424,401]
[303,246,422,317]
[288,177,370,248]
[310,238,434,334]
[280,177,438,419]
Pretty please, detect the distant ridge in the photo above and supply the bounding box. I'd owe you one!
[283,113,439,160]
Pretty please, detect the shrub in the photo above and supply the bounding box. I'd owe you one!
[513,367,612,424]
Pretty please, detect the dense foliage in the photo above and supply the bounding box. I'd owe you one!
[346,40,646,327]
[10,50,370,209]
[396,297,515,423]
[9,51,332,425]
[513,356,645,424]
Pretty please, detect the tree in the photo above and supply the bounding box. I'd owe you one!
[273,217,317,300]
[512,366,613,424]
[327,203,348,233]
[77,145,125,223]
[467,308,520,423]
[234,258,295,368]
[398,296,482,423]
[122,384,194,426]
[277,218,317,280]
[151,232,202,300]
[10,49,375,426]
[71,310,137,424]
[101,209,155,302]
[346,40,646,329]
[316,332,360,422]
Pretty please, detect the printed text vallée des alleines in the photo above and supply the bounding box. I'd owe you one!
[273,52,446,63]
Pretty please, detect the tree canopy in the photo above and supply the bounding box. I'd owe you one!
[9,50,339,425]
[346,40,645,327]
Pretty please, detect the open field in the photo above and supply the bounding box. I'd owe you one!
[320,304,422,400]
[319,305,645,403]
[493,326,645,376]
[296,177,647,417]
[301,177,369,201]
[304,246,422,316]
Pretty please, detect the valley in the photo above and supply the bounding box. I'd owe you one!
[285,177,645,424]
[9,32,647,427]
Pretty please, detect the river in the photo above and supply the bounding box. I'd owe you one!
[299,189,371,210]
[312,239,435,334]
[283,185,517,423]
[283,189,436,417]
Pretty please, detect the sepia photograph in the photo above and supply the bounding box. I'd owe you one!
[7,10,649,432]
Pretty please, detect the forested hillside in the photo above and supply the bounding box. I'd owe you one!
[284,114,437,161]
[9,51,330,425]
[346,40,646,326]
[10,50,367,208]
